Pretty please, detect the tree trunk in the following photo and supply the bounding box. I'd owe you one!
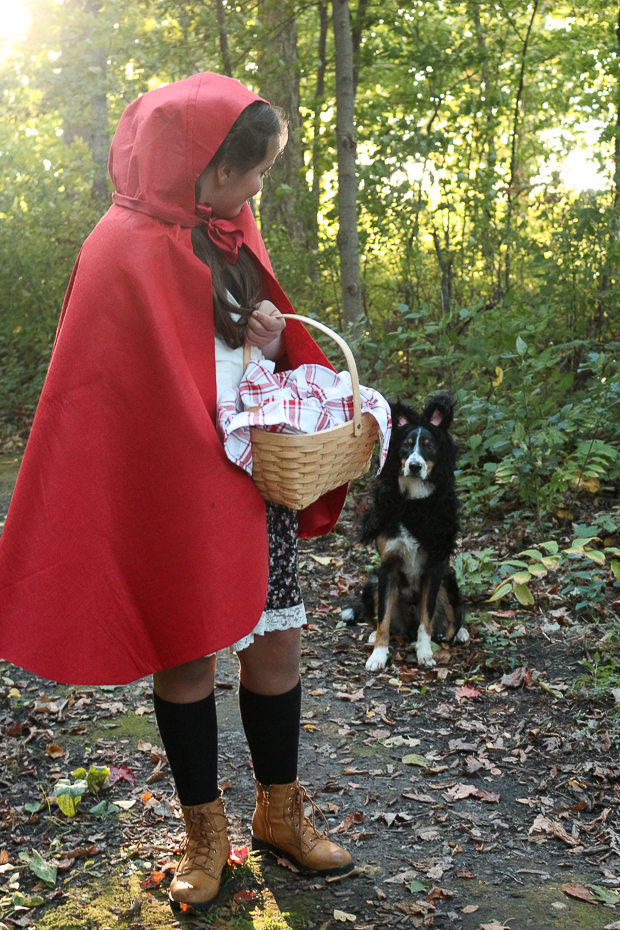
[309,0,329,254]
[332,0,363,329]
[215,0,233,77]
[61,0,109,211]
[256,0,308,244]
[505,0,538,293]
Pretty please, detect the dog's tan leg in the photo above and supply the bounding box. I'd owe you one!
[416,576,436,667]
[366,582,399,671]
[437,587,470,645]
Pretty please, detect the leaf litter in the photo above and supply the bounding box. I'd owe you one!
[1,493,620,927]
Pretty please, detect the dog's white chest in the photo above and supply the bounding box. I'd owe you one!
[383,529,427,584]
[398,476,434,499]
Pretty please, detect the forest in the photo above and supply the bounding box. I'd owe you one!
[2,4,620,929]
[1,0,619,579]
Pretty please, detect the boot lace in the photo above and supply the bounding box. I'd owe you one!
[290,783,330,846]
[178,806,228,876]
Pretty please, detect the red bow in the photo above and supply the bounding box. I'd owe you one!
[195,204,244,264]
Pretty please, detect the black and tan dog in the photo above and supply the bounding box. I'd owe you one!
[342,394,468,670]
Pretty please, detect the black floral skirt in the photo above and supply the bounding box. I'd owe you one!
[232,501,306,652]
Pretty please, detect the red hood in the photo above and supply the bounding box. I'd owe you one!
[109,72,264,226]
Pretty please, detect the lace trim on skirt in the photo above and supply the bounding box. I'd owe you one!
[232,603,306,653]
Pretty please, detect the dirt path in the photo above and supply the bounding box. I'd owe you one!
[1,469,620,930]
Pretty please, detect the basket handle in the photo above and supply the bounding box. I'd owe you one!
[243,314,363,436]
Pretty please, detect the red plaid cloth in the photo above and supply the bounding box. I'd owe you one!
[217,360,392,475]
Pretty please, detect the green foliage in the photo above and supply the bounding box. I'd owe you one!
[454,548,500,600]
[489,534,620,616]
[53,765,110,817]
[573,651,620,698]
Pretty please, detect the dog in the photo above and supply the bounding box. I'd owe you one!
[342,394,469,671]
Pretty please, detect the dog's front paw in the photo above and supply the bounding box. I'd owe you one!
[455,627,470,644]
[416,647,436,668]
[366,647,389,671]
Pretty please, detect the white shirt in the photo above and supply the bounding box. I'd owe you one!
[214,301,263,405]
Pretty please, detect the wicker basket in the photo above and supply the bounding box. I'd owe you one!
[242,314,379,510]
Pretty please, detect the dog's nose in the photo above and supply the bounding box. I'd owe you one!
[405,460,422,475]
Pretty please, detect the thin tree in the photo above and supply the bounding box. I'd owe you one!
[332,0,362,329]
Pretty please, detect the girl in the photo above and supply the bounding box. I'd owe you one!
[0,72,351,910]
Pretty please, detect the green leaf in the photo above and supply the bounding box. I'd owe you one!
[71,767,87,780]
[528,565,548,578]
[86,765,110,793]
[610,560,620,581]
[402,754,429,767]
[18,849,57,886]
[516,335,527,356]
[589,884,620,905]
[582,549,605,565]
[512,571,532,584]
[54,778,88,816]
[514,583,535,606]
[488,582,512,602]
[11,892,45,908]
[408,879,427,894]
[24,801,45,813]
[540,541,559,554]
[520,549,543,560]
[89,799,116,818]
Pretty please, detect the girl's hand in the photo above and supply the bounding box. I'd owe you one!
[246,300,286,359]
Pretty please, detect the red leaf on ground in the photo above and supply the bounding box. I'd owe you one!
[229,846,249,866]
[233,889,258,903]
[455,686,481,701]
[109,766,136,786]
[140,871,166,889]
[562,883,597,904]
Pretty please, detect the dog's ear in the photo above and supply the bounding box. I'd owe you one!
[390,400,416,429]
[423,394,454,430]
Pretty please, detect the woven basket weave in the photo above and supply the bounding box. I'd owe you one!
[242,315,379,510]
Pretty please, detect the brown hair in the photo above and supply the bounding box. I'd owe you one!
[192,101,287,349]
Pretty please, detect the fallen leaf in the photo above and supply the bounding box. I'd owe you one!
[229,846,248,866]
[233,889,258,903]
[500,667,533,689]
[311,555,332,565]
[18,850,57,886]
[334,689,365,702]
[462,904,479,913]
[45,744,64,759]
[402,754,430,767]
[530,815,582,846]
[562,883,596,904]
[426,886,455,901]
[65,845,98,860]
[140,871,166,889]
[108,766,136,787]
[112,799,136,810]
[455,686,481,701]
[333,910,356,922]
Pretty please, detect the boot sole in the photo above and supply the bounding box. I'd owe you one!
[251,836,354,877]
[169,891,217,913]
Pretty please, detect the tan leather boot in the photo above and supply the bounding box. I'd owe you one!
[169,796,230,911]
[252,779,353,876]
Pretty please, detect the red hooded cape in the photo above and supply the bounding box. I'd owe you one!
[0,72,345,685]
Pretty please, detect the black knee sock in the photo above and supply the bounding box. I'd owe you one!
[153,690,219,806]
[238,680,301,785]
